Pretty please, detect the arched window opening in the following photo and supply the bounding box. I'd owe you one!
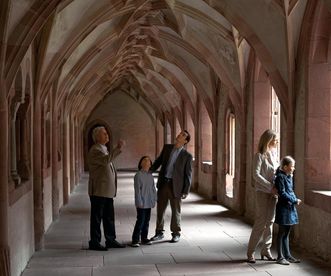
[175,117,181,136]
[186,111,195,159]
[271,87,281,134]
[165,120,171,143]
[16,96,30,182]
[156,118,164,155]
[271,87,281,158]
[10,69,26,187]
[225,111,235,198]
[201,102,212,164]
[41,96,52,170]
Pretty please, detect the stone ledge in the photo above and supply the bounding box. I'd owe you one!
[9,180,32,206]
[306,190,331,213]
[202,161,213,173]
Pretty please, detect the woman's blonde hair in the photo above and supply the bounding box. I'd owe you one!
[257,129,278,154]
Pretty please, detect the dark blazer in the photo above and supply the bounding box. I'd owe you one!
[274,169,299,225]
[151,144,193,198]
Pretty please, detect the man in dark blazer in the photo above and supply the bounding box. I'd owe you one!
[150,130,193,243]
[87,126,126,250]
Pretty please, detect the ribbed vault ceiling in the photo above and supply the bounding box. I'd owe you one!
[5,0,324,125]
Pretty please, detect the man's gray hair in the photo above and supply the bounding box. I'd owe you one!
[92,126,105,143]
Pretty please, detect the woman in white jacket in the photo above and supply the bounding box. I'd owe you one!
[247,129,279,263]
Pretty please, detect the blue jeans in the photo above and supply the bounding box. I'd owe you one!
[132,208,151,242]
[277,225,292,259]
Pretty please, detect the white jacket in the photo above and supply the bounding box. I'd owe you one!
[253,151,278,193]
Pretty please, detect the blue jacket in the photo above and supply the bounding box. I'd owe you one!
[274,169,299,225]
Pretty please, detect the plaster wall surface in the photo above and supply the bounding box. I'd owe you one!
[43,175,52,230]
[298,205,331,262]
[58,169,63,207]
[198,170,213,198]
[9,191,34,276]
[87,92,156,169]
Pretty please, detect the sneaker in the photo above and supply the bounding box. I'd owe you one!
[276,258,290,265]
[150,233,164,241]
[170,235,180,243]
[141,239,152,245]
[287,256,300,263]
[131,241,140,247]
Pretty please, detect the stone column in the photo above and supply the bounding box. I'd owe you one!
[74,120,79,183]
[163,115,167,144]
[182,102,187,130]
[193,95,201,191]
[0,3,11,272]
[69,117,75,191]
[155,114,160,157]
[51,99,59,220]
[0,92,11,276]
[33,98,45,250]
[62,118,69,204]
[211,111,218,201]
[79,125,84,174]
[171,113,176,141]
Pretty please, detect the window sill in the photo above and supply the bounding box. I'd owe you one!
[306,190,331,213]
[201,162,213,173]
[9,180,32,206]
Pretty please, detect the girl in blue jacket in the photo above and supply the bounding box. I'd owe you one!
[274,156,302,265]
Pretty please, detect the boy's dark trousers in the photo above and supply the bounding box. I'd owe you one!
[132,208,151,242]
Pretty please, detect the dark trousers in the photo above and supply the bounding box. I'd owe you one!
[276,225,292,260]
[156,181,181,236]
[89,196,116,246]
[132,208,151,242]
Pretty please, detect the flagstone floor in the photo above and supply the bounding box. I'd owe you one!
[22,172,331,276]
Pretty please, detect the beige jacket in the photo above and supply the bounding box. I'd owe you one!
[253,151,278,193]
[87,143,121,198]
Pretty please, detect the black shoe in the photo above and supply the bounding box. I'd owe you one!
[150,233,164,241]
[141,239,152,245]
[106,240,126,248]
[170,235,180,243]
[88,243,108,251]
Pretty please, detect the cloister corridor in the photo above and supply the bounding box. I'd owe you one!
[21,172,331,276]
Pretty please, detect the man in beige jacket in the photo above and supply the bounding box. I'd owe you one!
[88,126,125,251]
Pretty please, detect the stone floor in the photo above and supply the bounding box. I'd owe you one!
[22,172,331,276]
